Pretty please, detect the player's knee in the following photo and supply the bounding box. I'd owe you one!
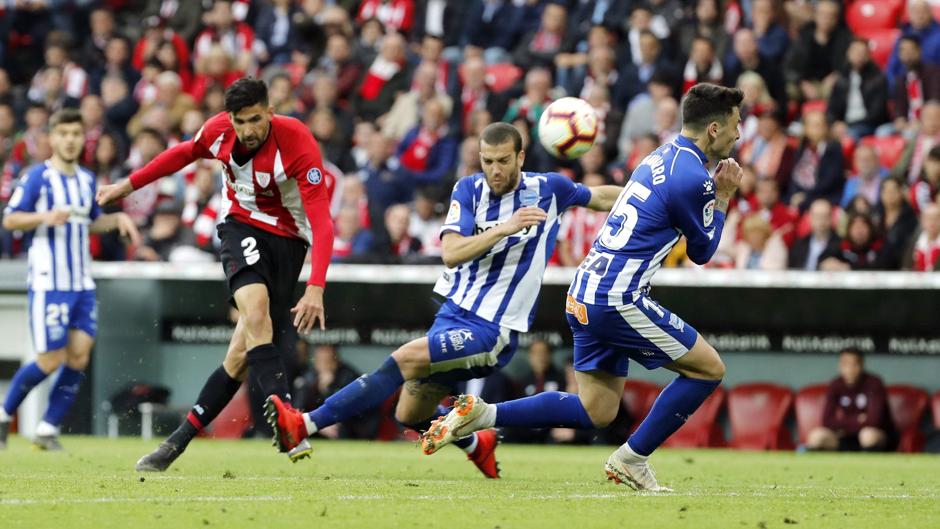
[390,345,428,380]
[66,351,90,371]
[223,352,248,379]
[705,356,726,381]
[241,308,273,340]
[587,407,618,429]
[859,427,885,448]
[807,427,836,449]
[36,351,65,374]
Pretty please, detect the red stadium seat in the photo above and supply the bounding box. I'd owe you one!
[932,391,940,429]
[864,29,902,70]
[664,386,727,448]
[846,1,903,35]
[728,383,795,450]
[621,380,662,433]
[859,135,907,169]
[208,383,253,439]
[887,384,928,453]
[794,383,829,445]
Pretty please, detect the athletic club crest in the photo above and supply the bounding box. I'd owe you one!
[255,171,271,188]
[306,167,322,185]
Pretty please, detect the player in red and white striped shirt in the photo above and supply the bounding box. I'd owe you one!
[98,78,334,470]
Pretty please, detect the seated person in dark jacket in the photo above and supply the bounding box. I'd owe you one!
[293,344,380,440]
[512,1,569,71]
[827,38,889,140]
[461,0,525,64]
[806,347,896,452]
[788,199,841,270]
[786,110,845,212]
[819,214,885,271]
[501,339,565,444]
[783,0,852,102]
[351,32,411,122]
[892,35,940,138]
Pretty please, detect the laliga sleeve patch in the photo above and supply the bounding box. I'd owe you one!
[703,199,715,227]
[445,200,461,224]
[306,167,323,185]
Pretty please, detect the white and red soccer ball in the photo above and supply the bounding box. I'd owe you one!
[537,97,598,159]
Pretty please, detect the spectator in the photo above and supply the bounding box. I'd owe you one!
[911,145,940,214]
[876,178,920,270]
[751,176,798,247]
[293,344,379,439]
[557,172,609,266]
[567,2,631,53]
[724,29,787,109]
[79,95,107,167]
[787,110,845,212]
[267,72,303,119]
[193,0,255,74]
[737,107,794,192]
[305,71,354,150]
[463,0,524,64]
[382,62,453,141]
[678,0,730,61]
[681,36,723,95]
[503,339,566,444]
[80,8,118,73]
[789,199,841,270]
[827,38,889,140]
[750,0,790,64]
[618,30,678,107]
[841,144,888,210]
[784,0,852,102]
[309,108,355,173]
[352,32,410,123]
[377,203,422,260]
[911,203,940,270]
[453,56,501,136]
[135,200,194,262]
[512,1,568,71]
[617,73,675,161]
[254,0,302,66]
[332,206,373,262]
[653,96,680,145]
[128,71,196,138]
[361,133,411,241]
[89,36,141,96]
[504,68,554,140]
[886,0,940,90]
[190,44,243,103]
[100,75,138,143]
[455,134,482,180]
[139,0,205,44]
[556,24,618,97]
[408,190,443,257]
[29,32,88,102]
[357,0,416,36]
[395,97,459,194]
[806,348,896,452]
[584,84,623,163]
[315,34,364,105]
[132,16,190,76]
[891,35,940,136]
[892,100,940,184]
[819,213,884,271]
[734,213,787,269]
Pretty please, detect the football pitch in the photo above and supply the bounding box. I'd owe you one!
[1,437,937,529]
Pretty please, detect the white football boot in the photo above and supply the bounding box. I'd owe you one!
[604,444,673,492]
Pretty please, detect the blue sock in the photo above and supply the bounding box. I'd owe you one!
[628,376,721,456]
[43,366,84,426]
[494,392,595,429]
[3,362,50,417]
[309,356,404,430]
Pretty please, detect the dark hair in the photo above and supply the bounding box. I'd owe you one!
[49,108,82,130]
[681,83,744,131]
[480,122,523,153]
[224,78,269,114]
[900,34,922,48]
[840,347,864,363]
[135,127,167,148]
[529,339,553,353]
[928,145,940,161]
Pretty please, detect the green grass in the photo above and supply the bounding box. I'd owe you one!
[0,436,937,529]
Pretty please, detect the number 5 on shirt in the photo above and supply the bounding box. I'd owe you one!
[598,181,652,250]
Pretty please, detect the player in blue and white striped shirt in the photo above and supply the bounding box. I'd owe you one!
[425,84,745,491]
[0,109,139,451]
[265,122,621,476]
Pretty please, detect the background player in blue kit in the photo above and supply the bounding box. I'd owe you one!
[266,122,623,477]
[424,84,745,491]
[0,109,140,450]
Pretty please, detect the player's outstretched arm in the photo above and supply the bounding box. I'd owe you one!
[441,206,547,268]
[90,212,143,247]
[585,185,624,212]
[2,209,70,231]
[97,141,205,206]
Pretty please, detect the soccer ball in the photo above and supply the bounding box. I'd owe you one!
[537,97,599,159]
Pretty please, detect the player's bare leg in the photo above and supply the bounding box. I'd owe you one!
[136,319,249,471]
[806,427,839,451]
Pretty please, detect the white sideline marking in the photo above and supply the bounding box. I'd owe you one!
[0,495,284,507]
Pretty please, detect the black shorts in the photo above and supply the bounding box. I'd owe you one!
[218,219,308,317]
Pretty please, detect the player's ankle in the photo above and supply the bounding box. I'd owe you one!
[36,421,59,437]
[620,442,648,461]
[303,412,317,436]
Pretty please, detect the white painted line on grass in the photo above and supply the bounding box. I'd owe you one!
[0,495,285,507]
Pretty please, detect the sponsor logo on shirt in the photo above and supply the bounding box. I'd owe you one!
[703,179,714,195]
[447,329,474,351]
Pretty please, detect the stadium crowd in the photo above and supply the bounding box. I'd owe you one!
[0,0,939,270]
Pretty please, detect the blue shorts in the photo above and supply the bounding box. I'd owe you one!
[425,301,519,387]
[28,289,97,353]
[566,294,698,377]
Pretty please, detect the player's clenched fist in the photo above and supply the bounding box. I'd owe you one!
[713,158,743,199]
[96,179,134,206]
[499,206,548,236]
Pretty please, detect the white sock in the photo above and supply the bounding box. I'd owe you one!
[459,434,479,454]
[478,403,497,430]
[621,441,648,461]
[302,413,318,436]
[0,408,10,422]
[35,421,59,437]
